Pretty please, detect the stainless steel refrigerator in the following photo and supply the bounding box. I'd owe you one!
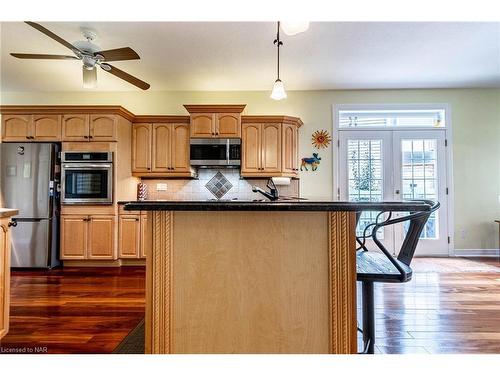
[0,143,60,268]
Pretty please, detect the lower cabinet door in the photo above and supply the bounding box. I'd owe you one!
[119,215,140,258]
[60,216,87,260]
[88,215,116,260]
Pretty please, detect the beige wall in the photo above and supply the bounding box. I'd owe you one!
[1,88,499,250]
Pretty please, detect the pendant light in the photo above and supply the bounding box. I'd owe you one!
[271,21,287,101]
[281,21,310,36]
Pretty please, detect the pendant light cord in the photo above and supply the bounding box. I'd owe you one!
[274,21,283,80]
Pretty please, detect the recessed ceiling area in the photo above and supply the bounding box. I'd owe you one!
[1,21,499,92]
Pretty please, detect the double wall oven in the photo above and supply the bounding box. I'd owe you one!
[61,151,113,204]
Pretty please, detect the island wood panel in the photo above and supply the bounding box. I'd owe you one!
[0,218,13,339]
[145,210,357,354]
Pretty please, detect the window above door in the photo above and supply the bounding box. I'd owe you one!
[335,104,448,130]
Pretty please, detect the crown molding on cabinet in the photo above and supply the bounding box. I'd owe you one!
[241,115,303,127]
[183,104,246,113]
[133,115,190,123]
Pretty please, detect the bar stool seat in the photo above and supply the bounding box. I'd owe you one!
[356,250,412,283]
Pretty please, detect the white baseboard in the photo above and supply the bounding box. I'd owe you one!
[453,248,500,257]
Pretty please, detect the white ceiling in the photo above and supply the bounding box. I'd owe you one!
[1,22,499,92]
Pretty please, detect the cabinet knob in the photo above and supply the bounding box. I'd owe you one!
[8,220,17,227]
[89,136,93,139]
[83,135,88,139]
[26,136,30,139]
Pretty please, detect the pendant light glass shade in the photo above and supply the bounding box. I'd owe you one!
[281,22,309,36]
[82,66,97,89]
[270,79,287,100]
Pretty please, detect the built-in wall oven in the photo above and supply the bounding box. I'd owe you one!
[61,151,113,204]
[190,138,241,167]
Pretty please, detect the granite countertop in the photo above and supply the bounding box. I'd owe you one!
[0,208,19,218]
[123,200,435,212]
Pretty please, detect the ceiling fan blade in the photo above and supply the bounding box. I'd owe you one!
[25,21,80,54]
[11,53,79,60]
[100,63,150,90]
[83,67,97,89]
[94,47,140,62]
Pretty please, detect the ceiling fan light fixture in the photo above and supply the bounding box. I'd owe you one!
[281,21,310,36]
[82,66,97,89]
[270,79,287,100]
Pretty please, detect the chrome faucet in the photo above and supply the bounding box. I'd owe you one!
[252,179,279,201]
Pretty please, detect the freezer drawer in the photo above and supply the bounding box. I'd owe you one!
[10,219,53,268]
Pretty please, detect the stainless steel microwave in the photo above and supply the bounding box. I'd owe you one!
[190,138,241,167]
[61,151,113,204]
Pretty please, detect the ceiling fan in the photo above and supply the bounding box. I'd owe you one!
[10,21,150,90]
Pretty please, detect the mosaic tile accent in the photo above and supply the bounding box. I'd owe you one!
[205,171,233,199]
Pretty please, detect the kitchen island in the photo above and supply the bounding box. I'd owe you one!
[124,200,432,354]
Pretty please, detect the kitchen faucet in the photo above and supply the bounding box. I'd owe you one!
[252,179,279,201]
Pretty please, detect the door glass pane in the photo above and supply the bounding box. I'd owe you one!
[347,139,384,237]
[401,139,439,239]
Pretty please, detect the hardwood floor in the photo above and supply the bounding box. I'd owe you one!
[0,258,499,354]
[0,267,145,354]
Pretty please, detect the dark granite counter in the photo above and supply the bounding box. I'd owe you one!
[123,200,434,212]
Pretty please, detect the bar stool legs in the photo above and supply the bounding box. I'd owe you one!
[362,281,375,354]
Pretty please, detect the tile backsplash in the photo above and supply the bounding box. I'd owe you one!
[140,168,299,201]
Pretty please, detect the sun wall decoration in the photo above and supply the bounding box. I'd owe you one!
[311,129,332,149]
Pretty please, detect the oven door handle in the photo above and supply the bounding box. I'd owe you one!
[62,164,112,169]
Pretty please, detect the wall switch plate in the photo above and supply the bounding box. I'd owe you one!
[156,183,168,191]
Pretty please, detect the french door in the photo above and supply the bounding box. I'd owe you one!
[339,130,449,256]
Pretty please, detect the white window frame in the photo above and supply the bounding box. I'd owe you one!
[332,103,455,256]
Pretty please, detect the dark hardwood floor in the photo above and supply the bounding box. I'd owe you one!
[0,267,145,354]
[1,258,499,354]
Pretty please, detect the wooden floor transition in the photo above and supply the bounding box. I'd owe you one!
[0,258,499,354]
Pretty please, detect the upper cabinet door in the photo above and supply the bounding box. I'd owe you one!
[216,113,241,138]
[241,123,262,173]
[62,114,90,141]
[261,123,282,173]
[292,125,299,172]
[190,113,215,138]
[282,123,298,175]
[1,114,33,141]
[90,114,117,142]
[171,124,191,172]
[132,123,152,173]
[32,115,61,141]
[152,123,172,172]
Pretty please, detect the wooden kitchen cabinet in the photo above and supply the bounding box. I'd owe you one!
[190,113,215,138]
[118,212,147,259]
[152,123,172,172]
[1,114,61,141]
[282,123,299,174]
[132,122,191,176]
[90,114,117,141]
[62,114,90,141]
[241,116,302,178]
[190,113,241,138]
[62,114,116,142]
[119,215,141,258]
[241,123,281,175]
[88,215,115,259]
[132,123,152,173]
[184,105,246,139]
[60,214,116,260]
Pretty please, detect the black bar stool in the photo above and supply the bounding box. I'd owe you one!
[355,200,440,354]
